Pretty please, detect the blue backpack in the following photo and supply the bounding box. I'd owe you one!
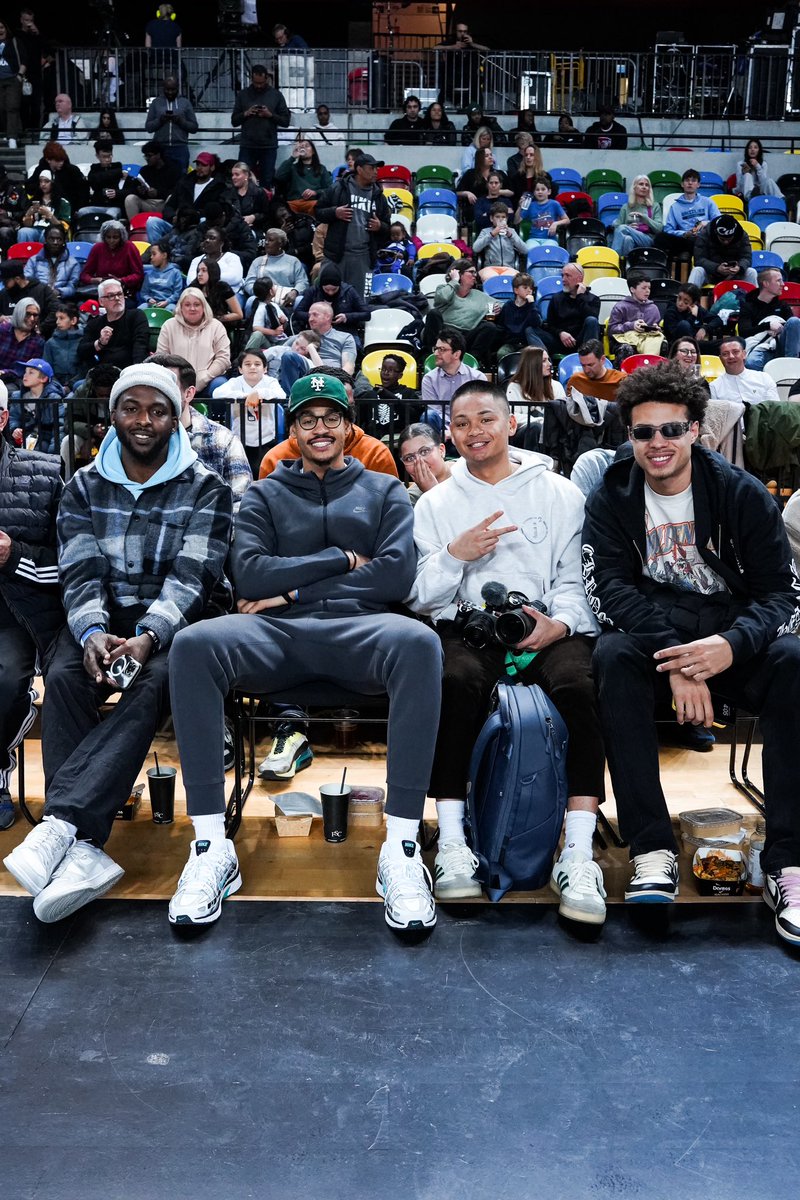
[465,682,568,902]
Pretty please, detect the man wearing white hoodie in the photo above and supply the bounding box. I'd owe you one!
[408,381,607,925]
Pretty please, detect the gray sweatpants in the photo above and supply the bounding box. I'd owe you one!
[169,612,443,820]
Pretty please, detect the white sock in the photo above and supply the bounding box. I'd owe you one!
[43,814,78,838]
[436,799,466,845]
[192,813,227,846]
[383,815,420,858]
[560,809,597,860]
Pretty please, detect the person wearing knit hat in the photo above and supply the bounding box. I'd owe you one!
[688,211,757,289]
[3,354,233,924]
[290,267,371,340]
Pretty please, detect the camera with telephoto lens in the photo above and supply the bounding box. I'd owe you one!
[453,580,547,650]
[107,654,142,690]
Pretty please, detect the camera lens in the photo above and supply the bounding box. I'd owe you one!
[495,609,535,647]
[462,612,496,650]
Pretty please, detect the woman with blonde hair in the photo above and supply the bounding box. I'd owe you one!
[610,174,663,258]
[460,125,494,174]
[155,287,231,395]
[511,142,546,205]
[505,344,565,450]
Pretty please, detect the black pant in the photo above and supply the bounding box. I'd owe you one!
[0,620,38,792]
[41,624,171,844]
[429,631,605,800]
[653,231,696,260]
[593,631,800,870]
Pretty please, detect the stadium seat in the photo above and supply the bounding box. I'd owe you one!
[589,276,631,325]
[378,164,413,189]
[565,218,606,256]
[780,281,800,317]
[382,187,414,222]
[766,221,800,261]
[624,246,669,280]
[423,351,479,372]
[763,357,800,401]
[752,249,786,275]
[363,308,416,347]
[131,240,150,257]
[584,168,625,203]
[698,171,725,198]
[712,280,756,304]
[415,242,459,262]
[121,164,141,178]
[496,352,521,385]
[648,169,682,204]
[66,241,94,263]
[143,305,172,351]
[130,212,160,233]
[417,272,447,298]
[712,194,745,216]
[526,243,569,283]
[747,195,788,238]
[596,192,627,227]
[738,219,764,252]
[417,188,458,218]
[414,165,456,193]
[576,245,620,284]
[482,275,515,302]
[535,276,563,320]
[557,351,613,385]
[620,354,668,373]
[659,193,683,223]
[648,278,683,315]
[699,354,724,383]
[360,347,418,388]
[7,242,43,262]
[415,214,457,244]
[549,167,583,191]
[777,173,800,220]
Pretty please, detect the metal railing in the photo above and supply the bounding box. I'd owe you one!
[53,43,798,120]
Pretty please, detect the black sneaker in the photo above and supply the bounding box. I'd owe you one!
[0,789,15,831]
[625,849,680,903]
[763,868,800,946]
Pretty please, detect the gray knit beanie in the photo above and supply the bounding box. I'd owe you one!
[108,363,182,418]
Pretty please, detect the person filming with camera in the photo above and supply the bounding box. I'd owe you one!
[407,381,607,926]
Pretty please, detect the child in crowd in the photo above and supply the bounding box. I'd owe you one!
[472,203,528,271]
[496,272,547,355]
[212,348,286,475]
[375,220,419,278]
[607,272,664,361]
[139,240,185,311]
[43,303,82,389]
[663,282,715,344]
[515,176,569,240]
[292,329,323,367]
[9,357,66,454]
[247,276,288,349]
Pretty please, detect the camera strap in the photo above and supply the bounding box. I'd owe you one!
[504,649,538,677]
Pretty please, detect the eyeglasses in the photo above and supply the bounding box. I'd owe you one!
[675,346,697,357]
[629,421,694,441]
[400,445,438,466]
[102,291,124,300]
[295,410,345,430]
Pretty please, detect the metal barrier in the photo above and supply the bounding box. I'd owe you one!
[54,44,789,120]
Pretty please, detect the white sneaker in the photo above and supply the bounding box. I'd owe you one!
[625,849,680,903]
[33,841,124,923]
[168,839,241,925]
[7,138,17,149]
[257,724,313,781]
[434,840,481,899]
[550,853,607,924]
[376,840,436,931]
[763,867,800,946]
[3,816,75,896]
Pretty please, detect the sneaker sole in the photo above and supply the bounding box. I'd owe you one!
[763,887,800,945]
[258,748,314,782]
[375,877,437,930]
[624,888,678,903]
[434,877,482,900]
[3,849,58,897]
[550,880,607,925]
[33,863,125,923]
[169,869,242,926]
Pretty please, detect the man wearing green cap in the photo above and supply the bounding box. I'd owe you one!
[169,372,444,934]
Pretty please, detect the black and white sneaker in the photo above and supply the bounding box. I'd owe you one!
[625,849,680,903]
[764,867,800,946]
[169,839,242,925]
[376,840,436,931]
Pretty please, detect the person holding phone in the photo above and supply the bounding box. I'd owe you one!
[231,65,290,188]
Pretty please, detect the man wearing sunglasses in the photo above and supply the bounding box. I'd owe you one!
[168,373,443,934]
[583,361,800,944]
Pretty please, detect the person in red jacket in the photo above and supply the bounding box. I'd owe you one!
[79,221,144,301]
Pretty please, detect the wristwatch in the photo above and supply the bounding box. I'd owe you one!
[140,627,161,652]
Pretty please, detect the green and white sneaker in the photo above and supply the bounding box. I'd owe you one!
[258,724,313,781]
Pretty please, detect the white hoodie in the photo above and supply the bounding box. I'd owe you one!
[408,448,598,636]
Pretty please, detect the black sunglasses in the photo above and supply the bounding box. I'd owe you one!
[629,421,694,442]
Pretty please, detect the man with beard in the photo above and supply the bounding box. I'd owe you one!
[4,364,233,925]
[167,373,443,933]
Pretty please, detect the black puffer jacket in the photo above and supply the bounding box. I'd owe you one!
[0,440,64,655]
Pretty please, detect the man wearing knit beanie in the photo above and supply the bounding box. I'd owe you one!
[4,363,234,926]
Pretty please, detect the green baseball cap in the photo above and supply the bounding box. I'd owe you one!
[288,373,350,415]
